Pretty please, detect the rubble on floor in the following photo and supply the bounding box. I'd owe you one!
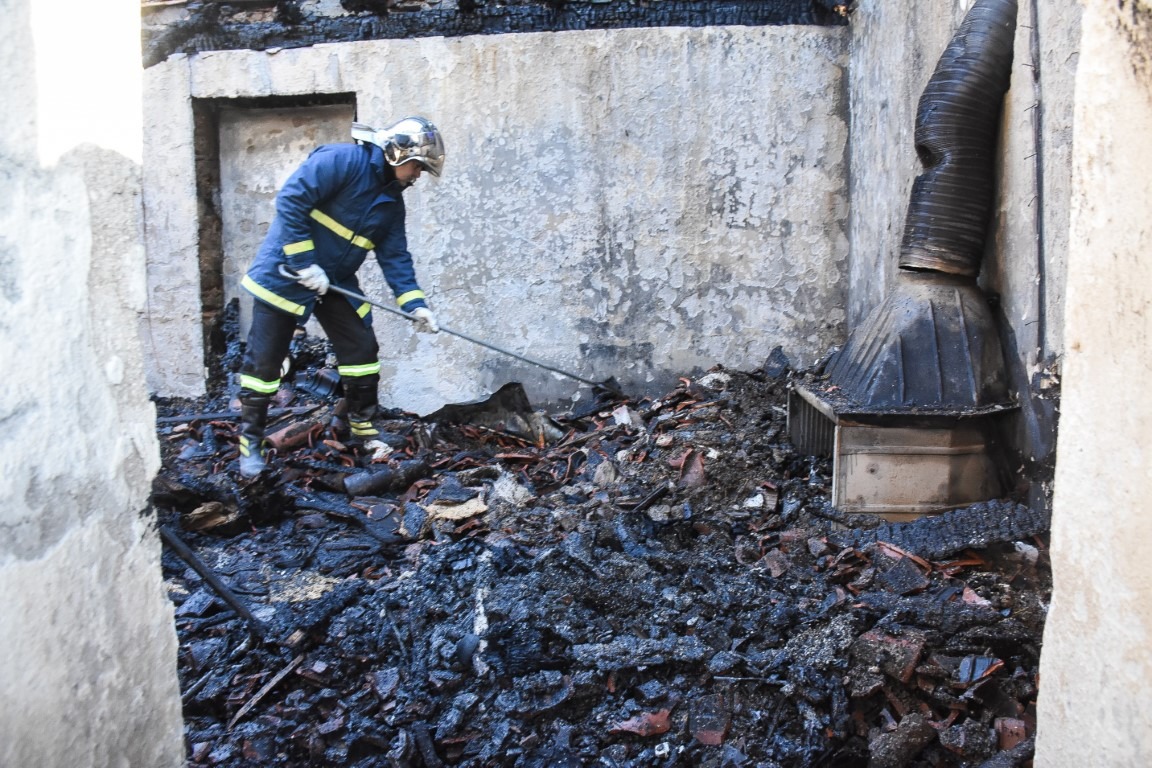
[153,333,1048,768]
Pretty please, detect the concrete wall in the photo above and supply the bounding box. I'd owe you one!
[142,27,850,413]
[1035,2,1152,764]
[987,0,1078,488]
[0,0,183,765]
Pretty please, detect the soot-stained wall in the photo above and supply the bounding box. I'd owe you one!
[142,26,850,413]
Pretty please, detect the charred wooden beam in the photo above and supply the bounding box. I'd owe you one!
[160,525,270,637]
[143,0,845,68]
[826,499,1049,561]
[156,405,320,425]
[341,457,432,497]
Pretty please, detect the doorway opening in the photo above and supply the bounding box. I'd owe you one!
[193,93,358,384]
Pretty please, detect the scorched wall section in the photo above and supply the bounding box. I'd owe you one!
[142,27,850,413]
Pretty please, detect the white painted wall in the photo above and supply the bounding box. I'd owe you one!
[1035,2,1152,764]
[143,27,850,413]
[0,1,183,765]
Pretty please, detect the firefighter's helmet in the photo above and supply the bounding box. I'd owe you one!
[352,116,445,177]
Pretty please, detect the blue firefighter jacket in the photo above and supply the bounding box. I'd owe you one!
[241,142,428,322]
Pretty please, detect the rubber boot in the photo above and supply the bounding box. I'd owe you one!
[238,395,271,478]
[344,382,383,445]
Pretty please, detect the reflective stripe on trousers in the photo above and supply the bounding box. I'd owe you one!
[241,297,380,398]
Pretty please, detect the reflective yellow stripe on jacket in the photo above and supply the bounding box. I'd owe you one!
[241,275,306,316]
[283,239,314,257]
[395,290,425,308]
[240,374,280,394]
[310,209,375,250]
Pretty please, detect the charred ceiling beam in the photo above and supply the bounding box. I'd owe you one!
[142,0,846,68]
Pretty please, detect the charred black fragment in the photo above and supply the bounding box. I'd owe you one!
[827,499,1050,560]
[142,0,845,68]
[341,456,432,497]
[161,525,270,637]
[282,580,365,646]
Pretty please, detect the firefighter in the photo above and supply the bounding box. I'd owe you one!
[236,116,445,478]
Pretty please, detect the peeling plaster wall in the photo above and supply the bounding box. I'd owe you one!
[142,27,850,412]
[0,1,183,765]
[1035,2,1152,764]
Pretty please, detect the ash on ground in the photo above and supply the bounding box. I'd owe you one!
[153,322,1049,768]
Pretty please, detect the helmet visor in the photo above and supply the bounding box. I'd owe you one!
[385,127,445,177]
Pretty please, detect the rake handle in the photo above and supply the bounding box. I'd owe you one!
[277,265,609,390]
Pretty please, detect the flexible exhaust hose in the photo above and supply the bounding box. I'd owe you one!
[821,0,1018,410]
[899,0,1018,277]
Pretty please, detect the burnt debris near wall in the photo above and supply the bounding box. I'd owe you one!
[141,0,847,68]
[154,312,1048,767]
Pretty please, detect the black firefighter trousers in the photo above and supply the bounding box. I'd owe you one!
[240,296,381,400]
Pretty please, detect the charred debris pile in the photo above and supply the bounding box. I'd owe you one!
[153,324,1050,768]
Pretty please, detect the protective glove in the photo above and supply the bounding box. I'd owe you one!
[411,307,440,334]
[295,264,330,295]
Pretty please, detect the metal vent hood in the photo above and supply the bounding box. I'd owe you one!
[790,0,1019,519]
